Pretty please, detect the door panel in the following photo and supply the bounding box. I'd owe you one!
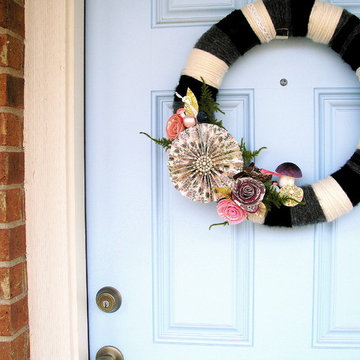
[152,0,248,27]
[151,90,254,346]
[86,1,360,359]
[313,89,360,347]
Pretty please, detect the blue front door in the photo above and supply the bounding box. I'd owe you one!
[86,1,360,359]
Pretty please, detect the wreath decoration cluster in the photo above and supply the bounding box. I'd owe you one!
[143,0,360,228]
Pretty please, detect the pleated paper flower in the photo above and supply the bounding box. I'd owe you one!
[168,123,243,203]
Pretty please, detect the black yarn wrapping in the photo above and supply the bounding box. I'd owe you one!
[330,10,359,54]
[195,26,240,66]
[216,10,260,55]
[290,186,327,226]
[342,33,360,71]
[332,164,360,206]
[171,0,360,227]
[173,75,218,112]
[264,205,292,227]
[263,0,292,36]
[290,0,316,37]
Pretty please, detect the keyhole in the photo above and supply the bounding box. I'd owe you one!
[96,287,122,313]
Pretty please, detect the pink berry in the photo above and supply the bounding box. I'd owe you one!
[183,116,196,128]
[176,108,186,118]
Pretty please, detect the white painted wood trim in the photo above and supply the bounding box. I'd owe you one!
[24,1,88,359]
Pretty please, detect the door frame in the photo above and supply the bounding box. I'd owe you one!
[25,0,88,358]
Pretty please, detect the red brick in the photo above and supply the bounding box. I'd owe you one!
[0,341,11,360]
[0,153,6,181]
[0,34,24,70]
[7,153,23,184]
[0,188,24,222]
[0,328,29,360]
[0,304,10,335]
[0,263,25,300]
[0,152,24,185]
[0,113,23,147]
[0,0,27,358]
[0,267,10,299]
[10,296,27,334]
[10,263,25,299]
[0,226,26,262]
[0,0,24,37]
[0,75,24,108]
[0,296,28,336]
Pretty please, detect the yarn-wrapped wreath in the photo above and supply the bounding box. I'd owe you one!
[172,0,360,228]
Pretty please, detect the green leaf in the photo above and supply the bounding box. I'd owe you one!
[208,221,230,230]
[210,118,224,128]
[262,182,283,212]
[199,78,226,129]
[262,182,306,213]
[140,132,172,151]
[239,138,267,166]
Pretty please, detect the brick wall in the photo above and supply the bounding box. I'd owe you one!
[0,0,29,359]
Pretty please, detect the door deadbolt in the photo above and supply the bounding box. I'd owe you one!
[96,346,124,360]
[96,287,122,313]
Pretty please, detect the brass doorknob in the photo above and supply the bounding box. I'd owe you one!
[96,287,122,313]
[96,346,124,360]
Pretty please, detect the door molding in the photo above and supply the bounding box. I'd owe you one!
[25,1,88,358]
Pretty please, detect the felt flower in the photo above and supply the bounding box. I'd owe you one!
[217,199,247,224]
[279,184,304,207]
[247,202,267,224]
[232,177,266,213]
[166,114,185,139]
[168,123,243,203]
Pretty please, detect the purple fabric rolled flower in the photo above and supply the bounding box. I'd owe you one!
[232,177,266,213]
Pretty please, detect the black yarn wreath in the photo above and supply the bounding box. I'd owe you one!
[173,0,360,227]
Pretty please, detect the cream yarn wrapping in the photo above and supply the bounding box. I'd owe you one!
[312,176,353,222]
[242,0,276,43]
[182,48,229,89]
[307,0,343,44]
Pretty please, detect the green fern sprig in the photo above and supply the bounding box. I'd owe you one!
[209,221,229,230]
[263,182,305,213]
[199,78,225,128]
[239,138,267,166]
[263,182,282,212]
[140,132,172,151]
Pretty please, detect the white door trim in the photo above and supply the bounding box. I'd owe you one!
[24,1,88,358]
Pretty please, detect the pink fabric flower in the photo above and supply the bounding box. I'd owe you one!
[217,199,247,224]
[232,177,266,213]
[166,114,185,139]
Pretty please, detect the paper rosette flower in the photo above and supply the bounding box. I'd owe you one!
[168,123,243,203]
[217,199,247,224]
[232,177,266,213]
